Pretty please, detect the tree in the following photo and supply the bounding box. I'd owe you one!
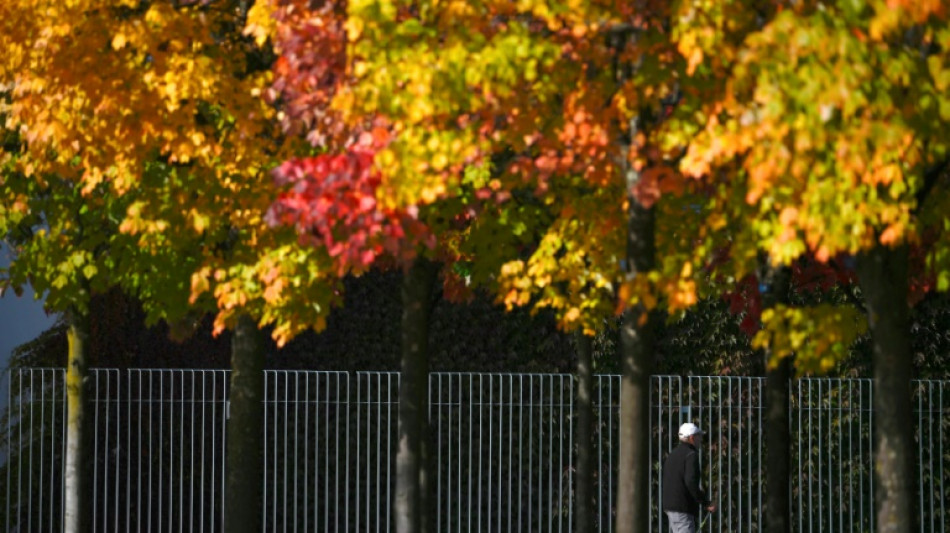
[673,2,950,531]
[266,2,711,531]
[0,2,341,531]
[259,0,585,529]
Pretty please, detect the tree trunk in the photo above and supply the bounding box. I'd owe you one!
[616,305,655,533]
[764,355,792,533]
[574,329,595,533]
[396,257,438,533]
[615,175,656,533]
[857,245,915,533]
[224,313,266,533]
[762,263,791,533]
[63,309,89,533]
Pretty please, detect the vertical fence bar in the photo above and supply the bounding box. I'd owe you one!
[197,372,204,533]
[128,371,133,533]
[597,376,602,532]
[177,372,183,533]
[940,382,946,533]
[509,374,514,533]
[261,371,268,532]
[758,376,764,532]
[344,372,351,533]
[848,380,860,531]
[92,371,99,532]
[212,372,220,531]
[314,372,320,532]
[861,379,867,532]
[354,373,360,532]
[449,374,456,532]
[487,374,493,531]
[518,375,531,532]
[941,381,946,533]
[569,374,576,533]
[869,379,875,532]
[436,373,442,533]
[303,373,309,533]
[291,373,298,533]
[5,370,10,533]
[610,375,615,533]
[27,371,34,533]
[375,374,380,532]
[283,372,290,531]
[27,372,34,533]
[17,370,22,532]
[364,374,370,531]
[38,371,45,533]
[921,380,927,533]
[150,372,157,533]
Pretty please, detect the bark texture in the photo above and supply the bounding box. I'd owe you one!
[64,309,89,533]
[762,264,791,533]
[615,189,656,533]
[224,314,266,533]
[764,355,792,533]
[396,257,438,533]
[574,329,594,533]
[857,245,915,533]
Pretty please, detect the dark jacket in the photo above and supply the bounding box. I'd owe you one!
[661,441,708,516]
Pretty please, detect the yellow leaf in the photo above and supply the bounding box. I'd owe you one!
[192,211,210,233]
[345,17,364,41]
[564,307,581,322]
[244,0,276,47]
[111,33,127,50]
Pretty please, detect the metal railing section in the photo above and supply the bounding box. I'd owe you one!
[2,369,948,532]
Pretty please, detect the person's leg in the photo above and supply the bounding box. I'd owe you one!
[664,511,697,533]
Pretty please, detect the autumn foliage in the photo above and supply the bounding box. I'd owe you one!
[5,0,950,363]
[0,0,341,346]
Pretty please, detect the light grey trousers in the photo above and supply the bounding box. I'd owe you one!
[665,511,698,533]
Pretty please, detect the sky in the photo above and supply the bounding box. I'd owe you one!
[0,284,56,368]
[0,246,57,425]
[0,246,57,371]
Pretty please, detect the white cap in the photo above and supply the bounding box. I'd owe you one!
[678,422,704,439]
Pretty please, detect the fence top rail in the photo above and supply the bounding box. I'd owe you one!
[427,371,575,378]
[3,368,947,388]
[265,369,349,376]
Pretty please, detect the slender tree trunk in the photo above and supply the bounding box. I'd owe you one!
[857,245,915,533]
[574,329,595,533]
[616,160,656,533]
[63,309,89,533]
[224,314,266,533]
[761,263,791,533]
[396,257,438,533]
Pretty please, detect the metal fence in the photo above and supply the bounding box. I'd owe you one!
[2,369,947,532]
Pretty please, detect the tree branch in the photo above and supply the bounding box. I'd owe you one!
[913,157,950,213]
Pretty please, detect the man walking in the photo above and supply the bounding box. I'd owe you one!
[662,422,716,533]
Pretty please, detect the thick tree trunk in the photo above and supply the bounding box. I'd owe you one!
[574,329,595,533]
[616,306,655,533]
[764,356,792,533]
[615,183,656,533]
[63,309,89,533]
[762,263,791,533]
[224,314,266,533]
[857,245,915,533]
[396,257,438,533]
